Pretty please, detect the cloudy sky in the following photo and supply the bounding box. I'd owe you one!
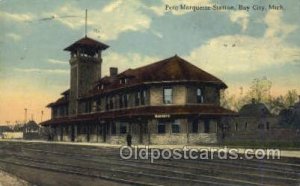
[0,0,299,124]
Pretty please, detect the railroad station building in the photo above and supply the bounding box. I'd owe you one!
[41,36,236,145]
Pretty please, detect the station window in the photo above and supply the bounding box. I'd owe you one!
[85,101,92,113]
[96,98,101,111]
[163,88,173,104]
[192,119,198,133]
[143,123,148,134]
[135,90,146,106]
[98,125,102,135]
[119,95,123,108]
[157,121,166,134]
[109,97,114,109]
[105,97,109,111]
[120,78,128,84]
[78,125,87,134]
[258,123,264,129]
[266,122,270,130]
[123,94,128,108]
[141,90,146,105]
[172,120,180,133]
[53,108,57,117]
[111,122,116,135]
[204,120,210,133]
[119,95,128,108]
[120,123,127,134]
[135,92,140,106]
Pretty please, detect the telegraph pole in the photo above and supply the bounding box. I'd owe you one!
[85,9,88,37]
[24,108,28,124]
[41,110,44,122]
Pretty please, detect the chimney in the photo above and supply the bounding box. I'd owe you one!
[251,98,256,104]
[110,67,118,77]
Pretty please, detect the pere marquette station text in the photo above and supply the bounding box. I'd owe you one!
[165,4,284,11]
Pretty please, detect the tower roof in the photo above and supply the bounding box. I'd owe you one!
[64,37,109,52]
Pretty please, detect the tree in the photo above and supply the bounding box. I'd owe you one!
[248,76,272,104]
[220,77,299,116]
[268,95,286,115]
[284,89,298,107]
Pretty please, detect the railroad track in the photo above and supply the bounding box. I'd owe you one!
[0,151,257,186]
[17,147,300,179]
[0,141,299,186]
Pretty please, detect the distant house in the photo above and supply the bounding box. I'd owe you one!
[279,96,300,129]
[234,98,278,132]
[23,120,42,140]
[0,125,12,138]
[223,98,300,143]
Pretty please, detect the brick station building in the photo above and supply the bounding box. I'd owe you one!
[41,36,236,145]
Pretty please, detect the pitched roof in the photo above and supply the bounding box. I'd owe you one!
[239,102,271,117]
[61,89,70,95]
[120,55,226,85]
[47,97,68,107]
[84,55,227,98]
[64,37,109,52]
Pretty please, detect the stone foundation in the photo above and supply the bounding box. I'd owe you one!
[51,117,220,145]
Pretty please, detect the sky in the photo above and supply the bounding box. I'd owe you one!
[0,0,299,124]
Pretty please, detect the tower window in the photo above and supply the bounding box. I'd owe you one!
[197,88,204,103]
[163,88,173,104]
